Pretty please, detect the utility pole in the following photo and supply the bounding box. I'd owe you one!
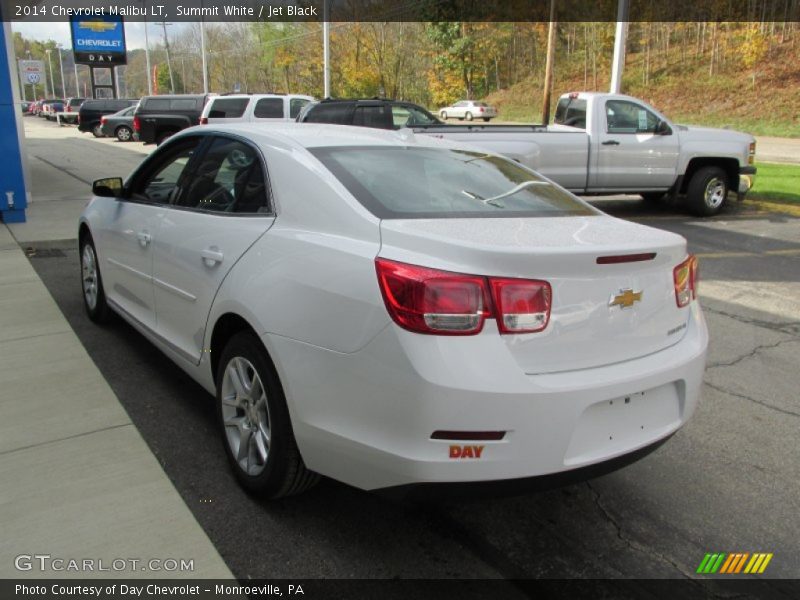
[161,22,175,93]
[141,2,153,95]
[200,0,208,93]
[73,61,79,97]
[56,44,66,97]
[610,0,629,94]
[45,48,55,98]
[323,0,330,98]
[541,0,557,124]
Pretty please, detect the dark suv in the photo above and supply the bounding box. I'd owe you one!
[296,98,441,130]
[78,98,139,137]
[133,94,214,145]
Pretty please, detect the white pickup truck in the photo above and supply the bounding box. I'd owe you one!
[416,92,757,216]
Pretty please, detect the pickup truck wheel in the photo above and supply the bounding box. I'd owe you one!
[465,111,473,121]
[440,111,448,120]
[217,332,320,498]
[115,126,133,142]
[91,124,104,138]
[687,166,729,216]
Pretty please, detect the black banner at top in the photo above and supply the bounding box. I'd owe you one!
[3,0,800,23]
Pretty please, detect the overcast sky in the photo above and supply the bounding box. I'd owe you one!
[12,21,190,51]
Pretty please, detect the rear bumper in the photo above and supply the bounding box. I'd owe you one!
[266,302,708,492]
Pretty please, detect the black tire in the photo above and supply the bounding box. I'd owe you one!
[91,124,104,138]
[641,192,665,203]
[79,234,112,324]
[216,331,319,498]
[465,111,473,121]
[686,166,729,217]
[483,117,491,122]
[156,131,176,146]
[115,126,133,142]
[440,111,447,120]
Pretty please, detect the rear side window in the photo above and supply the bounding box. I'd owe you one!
[289,98,310,119]
[209,98,248,118]
[144,98,170,111]
[353,105,392,129]
[254,98,284,119]
[554,97,587,129]
[170,99,198,111]
[311,146,595,219]
[178,138,269,214]
[303,103,351,124]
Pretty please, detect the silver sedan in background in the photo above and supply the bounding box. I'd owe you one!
[439,100,498,122]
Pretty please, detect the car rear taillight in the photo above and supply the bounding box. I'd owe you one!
[100,116,107,124]
[375,259,489,335]
[133,116,140,132]
[375,259,552,336]
[479,106,484,113]
[673,255,699,308]
[490,278,551,333]
[200,117,209,125]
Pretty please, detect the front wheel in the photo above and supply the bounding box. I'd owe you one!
[216,332,319,498]
[465,111,473,121]
[686,166,729,217]
[80,235,112,323]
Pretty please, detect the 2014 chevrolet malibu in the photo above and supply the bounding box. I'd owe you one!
[79,124,708,498]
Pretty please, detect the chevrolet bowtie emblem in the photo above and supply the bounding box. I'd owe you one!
[80,21,118,33]
[609,288,643,309]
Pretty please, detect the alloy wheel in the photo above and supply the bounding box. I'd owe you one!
[81,244,98,311]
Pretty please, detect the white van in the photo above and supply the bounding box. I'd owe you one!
[200,94,315,124]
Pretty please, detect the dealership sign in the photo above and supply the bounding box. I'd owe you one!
[17,60,44,85]
[70,15,127,65]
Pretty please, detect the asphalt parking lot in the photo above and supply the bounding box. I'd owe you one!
[12,117,800,592]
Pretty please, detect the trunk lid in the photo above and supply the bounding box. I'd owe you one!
[379,215,690,374]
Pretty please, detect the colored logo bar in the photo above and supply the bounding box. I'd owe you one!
[696,553,773,574]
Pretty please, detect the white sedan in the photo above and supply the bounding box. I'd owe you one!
[439,100,498,121]
[79,124,708,498]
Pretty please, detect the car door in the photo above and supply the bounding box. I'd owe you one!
[152,135,276,364]
[591,98,680,190]
[100,137,203,331]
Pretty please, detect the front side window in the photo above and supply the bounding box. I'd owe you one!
[178,138,269,214]
[353,105,392,129]
[605,100,660,134]
[130,139,201,204]
[253,98,283,119]
[311,146,596,219]
[208,98,248,119]
[391,105,439,128]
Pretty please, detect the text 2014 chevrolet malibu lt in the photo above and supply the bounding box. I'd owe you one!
[79,124,708,498]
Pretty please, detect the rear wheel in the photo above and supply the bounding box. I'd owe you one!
[686,166,729,217]
[440,111,448,120]
[115,126,133,142]
[80,234,112,324]
[91,124,104,138]
[483,117,491,122]
[216,332,319,498]
[465,111,474,121]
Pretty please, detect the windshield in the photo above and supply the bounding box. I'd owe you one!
[310,146,596,219]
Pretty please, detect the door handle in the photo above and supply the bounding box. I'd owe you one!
[136,231,151,247]
[602,140,620,146]
[201,247,224,267]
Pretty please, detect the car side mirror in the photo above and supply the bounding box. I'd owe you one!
[656,120,672,135]
[92,177,124,198]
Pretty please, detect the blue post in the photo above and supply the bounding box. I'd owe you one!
[0,19,28,223]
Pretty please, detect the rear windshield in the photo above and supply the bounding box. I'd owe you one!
[554,97,587,129]
[310,146,595,219]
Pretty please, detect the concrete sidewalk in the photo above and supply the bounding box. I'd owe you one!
[0,224,233,579]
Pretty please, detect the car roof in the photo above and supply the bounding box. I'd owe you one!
[177,122,484,154]
[212,94,314,100]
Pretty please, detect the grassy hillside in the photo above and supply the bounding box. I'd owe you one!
[485,35,800,137]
